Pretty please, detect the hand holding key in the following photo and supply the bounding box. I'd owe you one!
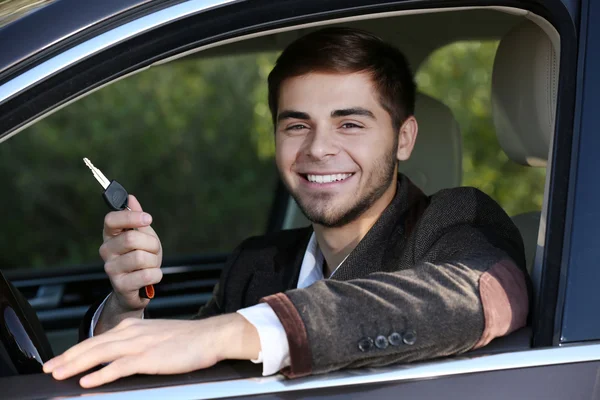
[100,195,162,307]
[84,159,163,332]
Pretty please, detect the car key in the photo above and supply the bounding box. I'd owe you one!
[83,157,155,299]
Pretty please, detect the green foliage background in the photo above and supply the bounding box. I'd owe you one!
[416,42,546,214]
[0,42,545,270]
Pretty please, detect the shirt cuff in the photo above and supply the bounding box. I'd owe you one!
[89,293,111,338]
[237,303,291,376]
[89,293,145,338]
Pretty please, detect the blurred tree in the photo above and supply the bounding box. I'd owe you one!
[0,53,279,269]
[0,41,545,271]
[416,41,546,215]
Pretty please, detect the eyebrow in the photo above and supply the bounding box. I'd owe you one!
[277,107,376,123]
[277,110,311,122]
[331,107,376,120]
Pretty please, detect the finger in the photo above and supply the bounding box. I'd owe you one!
[43,321,142,373]
[135,223,160,244]
[122,195,159,237]
[80,355,141,388]
[100,230,161,260]
[103,210,152,237]
[111,267,163,294]
[51,339,138,381]
[44,338,106,374]
[127,195,143,212]
[104,250,161,275]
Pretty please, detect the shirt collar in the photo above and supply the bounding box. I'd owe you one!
[297,232,323,288]
[296,232,351,288]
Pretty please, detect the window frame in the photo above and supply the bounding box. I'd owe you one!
[555,0,600,344]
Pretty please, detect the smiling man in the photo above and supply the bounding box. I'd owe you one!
[43,27,530,387]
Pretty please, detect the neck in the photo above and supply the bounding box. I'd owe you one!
[314,179,398,277]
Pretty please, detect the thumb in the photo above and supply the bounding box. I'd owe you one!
[127,194,144,212]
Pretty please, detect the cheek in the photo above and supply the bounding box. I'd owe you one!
[275,137,298,171]
[348,136,394,171]
[368,133,397,158]
[343,140,372,168]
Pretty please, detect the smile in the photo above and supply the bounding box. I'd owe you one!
[305,173,354,184]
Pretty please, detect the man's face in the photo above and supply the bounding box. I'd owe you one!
[275,72,403,228]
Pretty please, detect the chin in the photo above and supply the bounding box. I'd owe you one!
[300,202,365,228]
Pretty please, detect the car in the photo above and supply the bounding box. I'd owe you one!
[0,0,598,398]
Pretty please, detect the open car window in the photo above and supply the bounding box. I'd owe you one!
[0,52,280,272]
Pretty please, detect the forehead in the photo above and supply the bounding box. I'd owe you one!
[278,72,381,111]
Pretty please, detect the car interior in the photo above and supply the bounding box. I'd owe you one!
[0,4,559,383]
[239,8,558,325]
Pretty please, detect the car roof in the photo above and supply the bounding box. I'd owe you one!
[0,0,153,78]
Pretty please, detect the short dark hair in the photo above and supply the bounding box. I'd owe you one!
[268,27,416,131]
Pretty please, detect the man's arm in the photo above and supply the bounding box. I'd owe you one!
[263,228,528,377]
[82,293,145,342]
[78,195,162,341]
[194,242,293,376]
[237,303,292,375]
[49,188,528,387]
[261,188,530,377]
[45,313,261,388]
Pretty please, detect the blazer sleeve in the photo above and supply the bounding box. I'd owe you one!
[260,188,531,378]
[78,299,104,342]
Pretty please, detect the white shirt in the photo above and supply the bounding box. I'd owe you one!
[90,232,334,376]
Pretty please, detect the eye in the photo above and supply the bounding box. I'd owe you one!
[286,124,308,131]
[341,122,363,129]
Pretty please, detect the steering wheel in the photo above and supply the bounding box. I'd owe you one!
[0,270,54,376]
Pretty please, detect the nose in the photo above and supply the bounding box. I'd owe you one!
[303,127,338,161]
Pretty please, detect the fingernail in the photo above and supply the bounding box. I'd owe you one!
[80,376,91,387]
[141,213,152,225]
[43,360,55,372]
[54,367,65,378]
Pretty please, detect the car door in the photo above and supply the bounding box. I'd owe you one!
[1,0,598,399]
[0,0,288,363]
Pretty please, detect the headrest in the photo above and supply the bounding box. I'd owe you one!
[400,93,462,195]
[492,20,559,167]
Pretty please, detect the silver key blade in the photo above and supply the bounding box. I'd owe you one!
[83,157,110,189]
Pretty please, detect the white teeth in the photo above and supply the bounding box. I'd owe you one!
[306,173,352,183]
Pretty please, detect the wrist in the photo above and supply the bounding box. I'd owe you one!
[216,313,261,361]
[112,291,149,313]
[95,293,144,335]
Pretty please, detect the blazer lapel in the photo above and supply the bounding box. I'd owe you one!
[330,175,427,281]
[274,226,314,289]
[243,174,427,306]
[242,226,312,307]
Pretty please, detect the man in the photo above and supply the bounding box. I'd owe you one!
[43,27,530,388]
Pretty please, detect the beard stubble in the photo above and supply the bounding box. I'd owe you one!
[289,145,398,228]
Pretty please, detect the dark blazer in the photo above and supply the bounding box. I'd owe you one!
[193,174,531,378]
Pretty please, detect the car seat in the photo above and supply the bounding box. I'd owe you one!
[491,18,559,302]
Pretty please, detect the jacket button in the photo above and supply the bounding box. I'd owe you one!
[375,335,389,349]
[388,332,403,346]
[358,337,374,352]
[403,330,417,345]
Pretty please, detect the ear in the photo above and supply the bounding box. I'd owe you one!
[396,116,418,161]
